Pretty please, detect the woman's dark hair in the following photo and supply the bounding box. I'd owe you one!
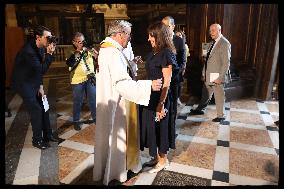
[147,21,176,54]
[33,25,51,38]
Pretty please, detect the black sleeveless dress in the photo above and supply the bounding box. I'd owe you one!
[140,48,177,157]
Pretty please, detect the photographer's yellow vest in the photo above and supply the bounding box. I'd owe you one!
[70,51,95,84]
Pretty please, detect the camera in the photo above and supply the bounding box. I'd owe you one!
[87,72,96,86]
[82,40,88,47]
[47,35,58,44]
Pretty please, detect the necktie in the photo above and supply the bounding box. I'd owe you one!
[204,40,215,82]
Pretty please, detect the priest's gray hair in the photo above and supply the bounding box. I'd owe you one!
[107,20,132,36]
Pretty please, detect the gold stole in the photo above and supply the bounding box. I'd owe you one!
[100,42,140,170]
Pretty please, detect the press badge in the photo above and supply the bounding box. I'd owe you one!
[81,63,87,72]
[42,95,49,112]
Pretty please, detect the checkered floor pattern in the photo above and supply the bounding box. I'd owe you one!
[6,63,279,185]
[132,99,279,185]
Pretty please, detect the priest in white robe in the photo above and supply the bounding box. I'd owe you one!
[93,20,163,185]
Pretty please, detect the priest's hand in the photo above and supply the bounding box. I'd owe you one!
[151,78,163,91]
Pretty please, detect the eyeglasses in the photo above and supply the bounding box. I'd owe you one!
[122,31,132,41]
[44,35,52,39]
[122,31,131,36]
[73,40,85,44]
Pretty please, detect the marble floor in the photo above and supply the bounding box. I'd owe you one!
[5,63,279,185]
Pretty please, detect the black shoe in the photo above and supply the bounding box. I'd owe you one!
[74,122,82,131]
[83,119,96,124]
[49,135,61,142]
[44,134,62,143]
[127,170,139,180]
[7,111,12,117]
[108,179,122,186]
[143,158,158,167]
[212,117,225,122]
[188,109,204,115]
[32,140,50,150]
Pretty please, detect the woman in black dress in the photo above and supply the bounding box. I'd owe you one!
[140,21,177,173]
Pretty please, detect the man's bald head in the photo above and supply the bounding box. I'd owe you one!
[162,16,175,32]
[209,23,222,40]
[211,24,221,31]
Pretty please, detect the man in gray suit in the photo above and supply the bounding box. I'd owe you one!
[189,23,231,122]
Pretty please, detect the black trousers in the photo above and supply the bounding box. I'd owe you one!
[177,82,182,99]
[170,78,179,124]
[20,92,52,142]
[177,72,184,99]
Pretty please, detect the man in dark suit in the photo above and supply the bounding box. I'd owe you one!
[11,25,59,149]
[189,23,231,122]
[162,16,186,125]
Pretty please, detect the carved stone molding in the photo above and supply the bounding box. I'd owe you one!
[94,4,129,20]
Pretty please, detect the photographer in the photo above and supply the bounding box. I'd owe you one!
[11,25,59,150]
[66,32,97,130]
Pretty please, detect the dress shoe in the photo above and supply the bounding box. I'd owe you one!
[212,117,225,122]
[127,170,139,180]
[74,122,82,131]
[108,179,122,186]
[148,159,169,173]
[143,158,158,167]
[49,135,61,142]
[44,135,62,143]
[188,109,204,115]
[83,119,96,124]
[32,140,50,150]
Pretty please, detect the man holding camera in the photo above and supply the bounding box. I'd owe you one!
[66,32,98,130]
[11,25,59,150]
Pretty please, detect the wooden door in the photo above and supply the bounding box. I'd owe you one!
[5,27,25,87]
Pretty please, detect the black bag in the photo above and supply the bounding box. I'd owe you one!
[66,52,84,72]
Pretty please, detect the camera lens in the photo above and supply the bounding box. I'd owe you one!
[83,40,87,47]
[47,36,58,44]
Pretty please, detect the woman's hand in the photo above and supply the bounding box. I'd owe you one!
[155,103,167,122]
[38,85,44,97]
[133,56,143,64]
